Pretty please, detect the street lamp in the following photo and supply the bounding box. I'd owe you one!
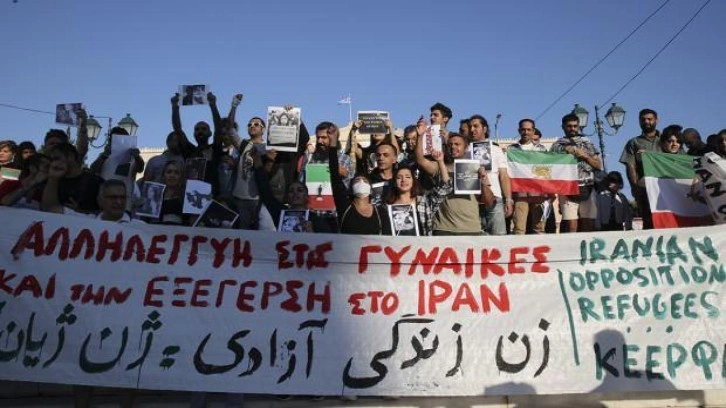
[85,113,140,148]
[571,103,625,172]
[117,113,139,136]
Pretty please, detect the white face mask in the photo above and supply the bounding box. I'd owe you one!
[352,181,371,197]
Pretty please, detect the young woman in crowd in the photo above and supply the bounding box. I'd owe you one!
[329,130,391,235]
[385,151,452,236]
[144,160,188,225]
[660,124,684,154]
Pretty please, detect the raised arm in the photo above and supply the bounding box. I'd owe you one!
[349,120,362,161]
[228,94,242,126]
[208,92,222,131]
[384,119,400,154]
[328,130,351,215]
[171,93,183,134]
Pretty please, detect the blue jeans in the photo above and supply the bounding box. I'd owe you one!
[479,201,507,236]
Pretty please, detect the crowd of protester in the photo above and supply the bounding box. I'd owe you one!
[1,93,725,235]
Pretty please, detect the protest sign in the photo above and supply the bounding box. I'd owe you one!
[0,207,724,397]
[179,85,209,106]
[357,111,389,134]
[267,106,301,153]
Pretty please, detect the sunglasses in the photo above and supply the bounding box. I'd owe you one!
[248,123,263,128]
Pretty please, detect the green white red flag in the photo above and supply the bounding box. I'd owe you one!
[642,152,712,228]
[305,163,335,211]
[507,149,578,194]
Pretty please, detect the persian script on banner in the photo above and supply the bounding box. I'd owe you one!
[0,207,725,397]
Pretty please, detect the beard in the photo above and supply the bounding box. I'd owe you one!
[641,124,656,133]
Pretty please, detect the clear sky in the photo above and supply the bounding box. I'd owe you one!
[1,0,723,180]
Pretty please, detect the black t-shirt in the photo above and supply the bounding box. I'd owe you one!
[58,171,104,213]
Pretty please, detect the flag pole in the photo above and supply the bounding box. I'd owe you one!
[348,94,352,124]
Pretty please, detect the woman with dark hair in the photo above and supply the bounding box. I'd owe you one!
[386,151,451,236]
[329,130,391,235]
[144,160,188,225]
[659,124,684,154]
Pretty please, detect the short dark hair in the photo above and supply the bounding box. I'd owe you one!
[518,118,535,129]
[639,108,658,119]
[100,179,127,196]
[249,116,266,127]
[44,129,69,144]
[315,121,335,133]
[660,124,683,144]
[430,102,452,120]
[110,126,129,136]
[534,128,542,137]
[447,132,469,146]
[606,171,624,186]
[403,125,417,136]
[459,118,470,126]
[376,142,398,156]
[18,141,36,152]
[561,113,580,126]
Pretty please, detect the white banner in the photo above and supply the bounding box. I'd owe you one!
[695,152,726,225]
[0,208,724,396]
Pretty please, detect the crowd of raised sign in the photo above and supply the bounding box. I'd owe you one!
[1,93,724,234]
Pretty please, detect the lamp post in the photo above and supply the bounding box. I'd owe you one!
[85,113,139,148]
[571,103,625,172]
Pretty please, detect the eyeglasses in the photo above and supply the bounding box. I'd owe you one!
[248,123,263,128]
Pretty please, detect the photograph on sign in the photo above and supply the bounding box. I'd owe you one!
[279,209,309,232]
[55,103,83,126]
[388,203,419,236]
[267,106,301,152]
[179,84,209,105]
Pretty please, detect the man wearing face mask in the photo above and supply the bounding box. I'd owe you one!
[327,130,391,235]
